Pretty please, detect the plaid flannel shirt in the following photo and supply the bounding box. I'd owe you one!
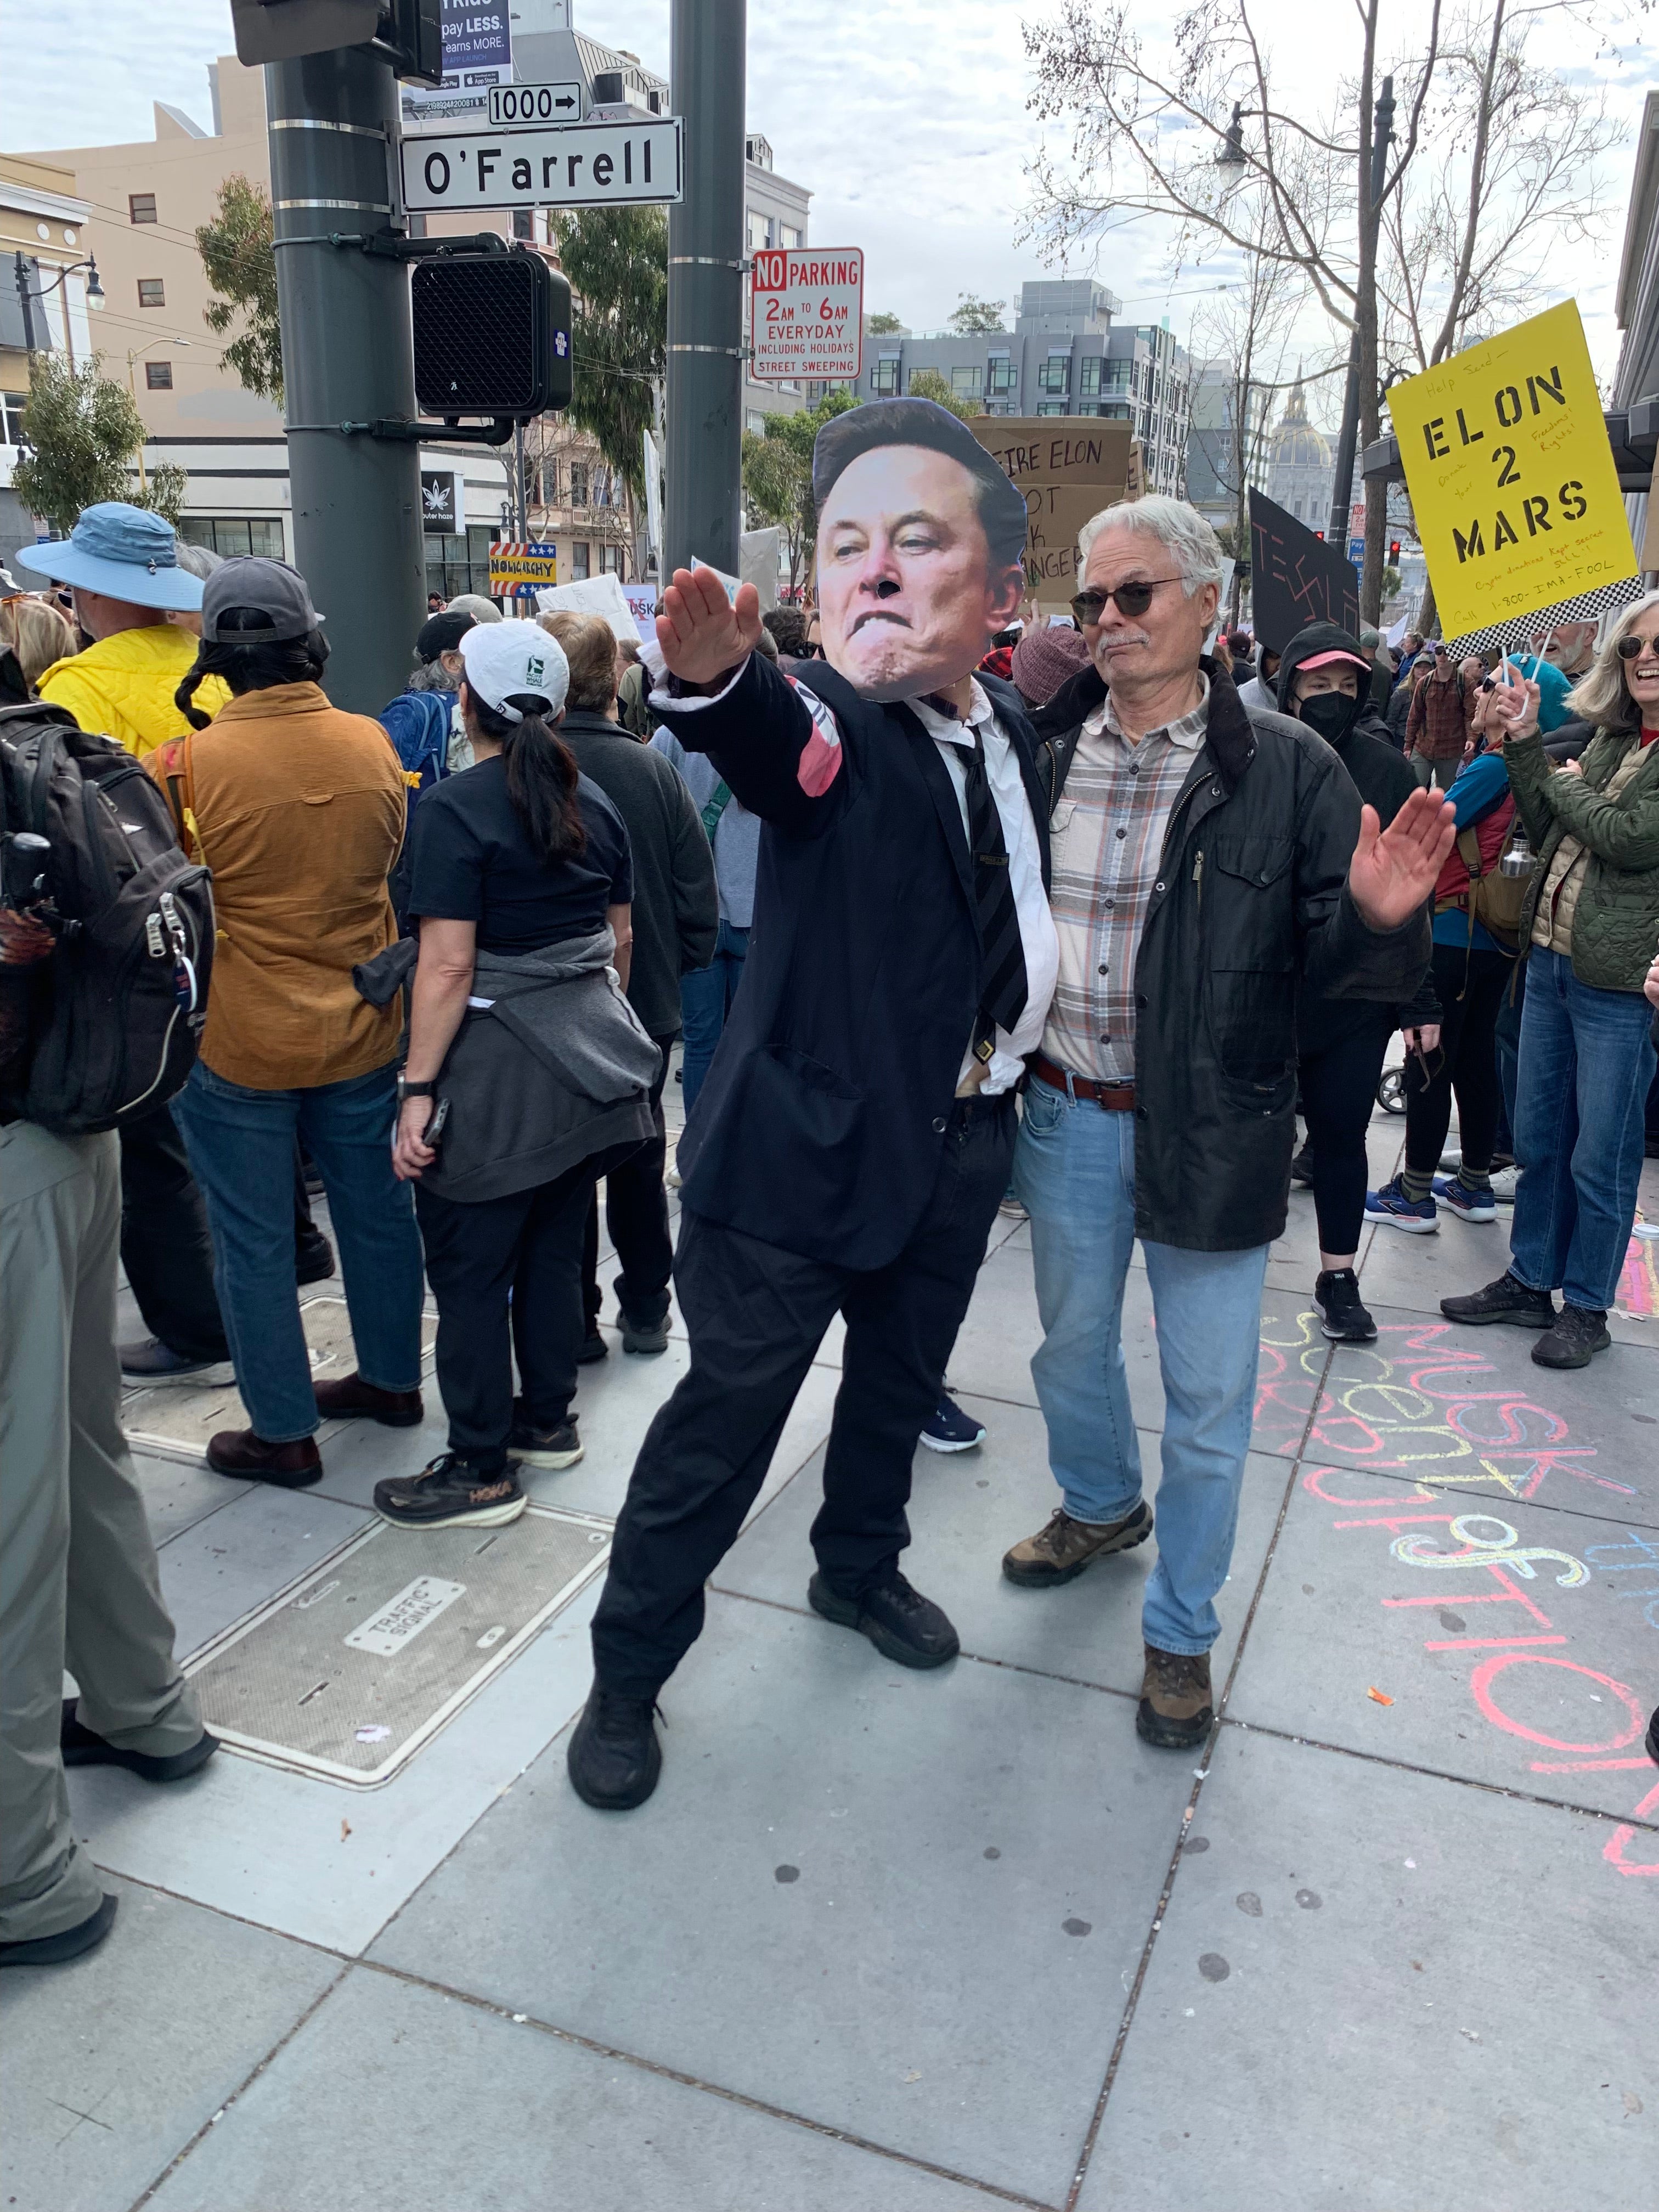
[1407,668,1472,761]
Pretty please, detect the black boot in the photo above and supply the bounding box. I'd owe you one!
[1314,1268,1376,1342]
[567,1685,663,1810]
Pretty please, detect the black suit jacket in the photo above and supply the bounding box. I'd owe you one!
[653,652,1051,1268]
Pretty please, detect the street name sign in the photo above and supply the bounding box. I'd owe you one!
[750,249,864,382]
[489,81,583,124]
[402,118,684,213]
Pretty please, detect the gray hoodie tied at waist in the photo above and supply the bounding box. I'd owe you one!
[419,928,660,1204]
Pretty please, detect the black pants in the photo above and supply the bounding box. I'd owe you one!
[119,1105,231,1362]
[581,1036,673,1329]
[1405,942,1514,1178]
[1298,1022,1393,1257]
[415,1143,637,1471]
[591,1092,1016,1699]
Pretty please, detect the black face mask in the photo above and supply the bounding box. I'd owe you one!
[1296,689,1364,744]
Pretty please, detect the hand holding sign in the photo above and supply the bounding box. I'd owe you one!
[1348,786,1458,934]
[1488,669,1541,741]
[657,565,765,689]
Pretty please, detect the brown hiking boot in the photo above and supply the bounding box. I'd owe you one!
[205,1428,322,1488]
[1001,1500,1153,1588]
[1137,1644,1213,1750]
[314,1372,425,1427]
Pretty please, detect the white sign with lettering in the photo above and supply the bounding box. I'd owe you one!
[400,118,684,212]
[751,249,864,382]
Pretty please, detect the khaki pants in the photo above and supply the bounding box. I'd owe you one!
[0,1122,202,1944]
[1412,752,1460,791]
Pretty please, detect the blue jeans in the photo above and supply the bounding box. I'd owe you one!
[174,1060,425,1442]
[1013,1079,1269,1655]
[679,918,749,1115]
[1508,948,1657,1313]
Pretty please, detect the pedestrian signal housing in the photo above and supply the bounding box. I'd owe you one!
[412,252,573,421]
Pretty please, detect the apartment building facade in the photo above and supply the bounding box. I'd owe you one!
[0,155,97,573]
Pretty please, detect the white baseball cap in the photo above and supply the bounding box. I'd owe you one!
[459,617,569,722]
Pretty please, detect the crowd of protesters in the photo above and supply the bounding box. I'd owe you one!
[3,447,1657,1959]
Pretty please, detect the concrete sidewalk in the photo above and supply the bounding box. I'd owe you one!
[4,1086,1656,2212]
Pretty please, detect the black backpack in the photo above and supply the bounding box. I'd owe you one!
[0,702,214,1133]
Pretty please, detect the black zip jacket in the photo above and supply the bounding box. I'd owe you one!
[1029,653,1429,1251]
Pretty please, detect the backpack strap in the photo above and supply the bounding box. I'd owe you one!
[699,779,734,839]
[155,735,201,861]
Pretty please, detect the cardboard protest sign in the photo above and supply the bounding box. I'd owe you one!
[1389,301,1637,645]
[970,418,1133,611]
[1248,490,1361,651]
[812,398,1028,699]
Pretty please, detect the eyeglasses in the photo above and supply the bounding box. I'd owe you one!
[1070,577,1184,624]
[1614,632,1659,662]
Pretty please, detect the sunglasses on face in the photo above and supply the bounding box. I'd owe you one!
[1070,577,1183,624]
[1615,632,1659,662]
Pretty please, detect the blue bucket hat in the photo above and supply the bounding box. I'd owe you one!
[16,501,204,612]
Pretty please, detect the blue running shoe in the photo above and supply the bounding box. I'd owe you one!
[919,1393,987,1453]
[1432,1174,1497,1224]
[1364,1176,1438,1233]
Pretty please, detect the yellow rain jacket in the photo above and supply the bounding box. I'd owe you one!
[36,624,230,757]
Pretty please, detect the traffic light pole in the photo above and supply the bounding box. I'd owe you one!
[267,47,424,713]
[664,0,746,580]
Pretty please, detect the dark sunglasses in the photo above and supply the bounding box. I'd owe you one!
[1615,632,1659,662]
[1070,577,1183,624]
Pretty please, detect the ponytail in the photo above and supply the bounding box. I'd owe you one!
[471,692,586,861]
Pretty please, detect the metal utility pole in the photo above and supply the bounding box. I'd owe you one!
[1326,75,1394,552]
[665,0,747,579]
[267,47,424,713]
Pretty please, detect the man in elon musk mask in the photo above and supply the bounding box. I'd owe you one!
[569,398,1060,1810]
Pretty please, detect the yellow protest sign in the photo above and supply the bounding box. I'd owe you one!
[1389,301,1634,638]
[487,541,558,597]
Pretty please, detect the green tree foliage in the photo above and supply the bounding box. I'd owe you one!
[904,368,978,422]
[551,206,667,506]
[947,293,1006,335]
[10,356,185,531]
[198,174,283,406]
[740,390,860,595]
[866,311,903,334]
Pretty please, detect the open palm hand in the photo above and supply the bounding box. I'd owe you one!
[1348,786,1457,933]
[655,565,766,689]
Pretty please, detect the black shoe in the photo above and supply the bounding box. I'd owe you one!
[506,1405,583,1469]
[0,1892,117,1970]
[295,1231,336,1286]
[919,1392,988,1453]
[1646,1703,1658,1765]
[567,1685,663,1810]
[577,1325,608,1365]
[1531,1304,1612,1370]
[118,1336,226,1380]
[1440,1271,1558,1329]
[807,1568,960,1669]
[1289,1139,1316,1188]
[373,1452,527,1530]
[1314,1267,1376,1342]
[619,1312,670,1356]
[60,1703,220,1782]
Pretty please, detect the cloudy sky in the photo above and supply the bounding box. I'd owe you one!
[3,0,1652,427]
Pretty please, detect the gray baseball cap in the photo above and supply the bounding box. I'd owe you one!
[201,556,323,644]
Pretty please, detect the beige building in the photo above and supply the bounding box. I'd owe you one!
[1,153,96,572]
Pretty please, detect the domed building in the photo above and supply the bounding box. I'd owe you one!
[1265,376,1335,530]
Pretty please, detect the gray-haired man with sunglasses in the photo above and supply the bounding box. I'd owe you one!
[1001,494,1453,1748]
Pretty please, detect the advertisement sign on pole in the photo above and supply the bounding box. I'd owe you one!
[488,540,558,597]
[1388,300,1639,648]
[402,119,685,212]
[402,0,514,133]
[749,250,864,383]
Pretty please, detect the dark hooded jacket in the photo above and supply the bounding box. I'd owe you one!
[1276,622,1436,1046]
[1027,649,1429,1252]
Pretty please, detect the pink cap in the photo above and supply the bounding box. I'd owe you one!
[1298,648,1369,673]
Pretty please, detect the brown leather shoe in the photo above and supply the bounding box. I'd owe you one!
[1001,1499,1153,1587]
[206,1428,322,1487]
[1137,1644,1213,1749]
[314,1372,424,1428]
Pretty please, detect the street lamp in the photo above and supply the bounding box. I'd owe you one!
[1215,103,1247,167]
[13,249,105,357]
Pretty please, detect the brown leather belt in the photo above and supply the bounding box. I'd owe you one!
[1028,1052,1136,1110]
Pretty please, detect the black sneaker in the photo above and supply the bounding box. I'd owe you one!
[60,1702,219,1782]
[567,1685,663,1810]
[1440,1271,1558,1329]
[1531,1304,1612,1370]
[619,1312,670,1356]
[0,1893,117,1971]
[1646,1703,1658,1766]
[1289,1139,1316,1188]
[373,1452,527,1530]
[1314,1268,1376,1342]
[506,1408,583,1469]
[918,1392,987,1453]
[295,1230,336,1286]
[807,1568,960,1669]
[576,1326,608,1365]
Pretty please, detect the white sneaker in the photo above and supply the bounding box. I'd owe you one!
[1488,1164,1518,1206]
[665,1164,682,1189]
[1438,1146,1462,1172]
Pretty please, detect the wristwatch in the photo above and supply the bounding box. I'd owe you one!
[398,1076,437,1104]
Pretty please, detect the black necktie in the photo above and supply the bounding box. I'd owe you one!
[960,728,1028,1048]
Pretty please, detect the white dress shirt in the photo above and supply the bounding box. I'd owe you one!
[649,657,1058,1098]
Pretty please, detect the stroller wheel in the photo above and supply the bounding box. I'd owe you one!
[1376,1066,1407,1116]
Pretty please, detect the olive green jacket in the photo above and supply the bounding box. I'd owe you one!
[1504,723,1659,991]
